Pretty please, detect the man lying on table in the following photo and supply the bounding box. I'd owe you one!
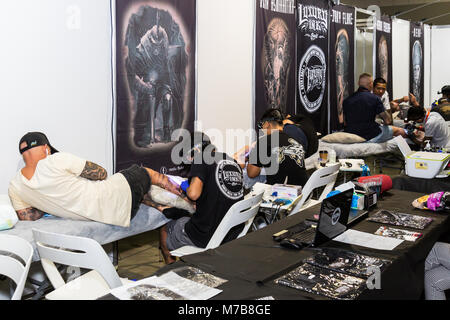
[8,132,182,227]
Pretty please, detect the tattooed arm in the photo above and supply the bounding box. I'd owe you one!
[16,207,45,221]
[79,161,108,181]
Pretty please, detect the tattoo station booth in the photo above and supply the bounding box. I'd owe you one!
[0,0,449,303]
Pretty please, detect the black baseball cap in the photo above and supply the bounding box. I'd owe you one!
[438,85,450,95]
[19,132,59,155]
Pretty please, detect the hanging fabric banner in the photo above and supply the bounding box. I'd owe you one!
[296,0,330,135]
[255,0,297,127]
[329,3,355,132]
[410,22,424,107]
[115,0,196,174]
[376,15,393,100]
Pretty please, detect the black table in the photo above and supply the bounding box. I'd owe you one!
[102,190,450,300]
[392,174,450,194]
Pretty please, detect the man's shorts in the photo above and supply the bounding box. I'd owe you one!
[119,164,151,220]
[165,216,196,251]
[367,125,394,143]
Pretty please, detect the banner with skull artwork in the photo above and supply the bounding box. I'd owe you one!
[115,0,196,174]
[376,15,393,101]
[255,0,297,127]
[329,3,355,132]
[296,0,330,135]
[410,22,424,107]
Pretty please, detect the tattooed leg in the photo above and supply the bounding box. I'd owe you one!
[143,168,182,196]
[16,207,45,221]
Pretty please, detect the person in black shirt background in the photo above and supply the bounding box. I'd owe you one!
[237,109,309,187]
[153,132,244,264]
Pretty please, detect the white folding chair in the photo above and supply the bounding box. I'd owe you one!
[0,234,33,300]
[288,163,340,216]
[170,190,264,257]
[32,229,132,300]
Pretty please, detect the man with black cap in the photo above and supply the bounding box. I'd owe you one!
[406,107,450,149]
[8,132,182,226]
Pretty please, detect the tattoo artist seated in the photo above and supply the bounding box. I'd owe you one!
[343,73,407,143]
[235,109,309,187]
[8,132,181,226]
[281,111,319,159]
[152,132,245,264]
[406,106,450,149]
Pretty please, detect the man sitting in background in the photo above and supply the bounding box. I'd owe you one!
[343,73,406,143]
[372,77,393,122]
[8,132,181,227]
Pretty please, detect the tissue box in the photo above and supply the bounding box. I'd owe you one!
[271,184,302,199]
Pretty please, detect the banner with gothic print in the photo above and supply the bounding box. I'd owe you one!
[410,22,424,107]
[329,3,355,132]
[376,15,393,101]
[255,0,296,127]
[296,0,330,135]
[115,0,196,174]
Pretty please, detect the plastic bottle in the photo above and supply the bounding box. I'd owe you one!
[424,141,431,152]
[329,149,336,164]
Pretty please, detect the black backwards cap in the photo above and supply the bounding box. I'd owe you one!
[439,85,450,95]
[19,132,59,155]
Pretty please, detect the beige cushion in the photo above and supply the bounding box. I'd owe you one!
[321,132,366,144]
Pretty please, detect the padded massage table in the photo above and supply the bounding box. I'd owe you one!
[317,138,401,159]
[2,204,170,262]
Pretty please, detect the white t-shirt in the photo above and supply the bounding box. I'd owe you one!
[8,152,132,227]
[381,91,390,111]
[424,112,450,148]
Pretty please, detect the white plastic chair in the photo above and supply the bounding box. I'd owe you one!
[288,163,340,216]
[0,234,33,300]
[170,190,264,257]
[32,229,132,300]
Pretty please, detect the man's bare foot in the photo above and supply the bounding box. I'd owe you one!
[159,247,176,264]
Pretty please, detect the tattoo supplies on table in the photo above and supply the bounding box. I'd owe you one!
[395,136,450,179]
[375,226,423,242]
[353,182,377,210]
[368,210,433,230]
[271,184,302,199]
[412,191,450,212]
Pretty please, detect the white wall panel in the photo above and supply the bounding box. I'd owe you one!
[0,0,113,193]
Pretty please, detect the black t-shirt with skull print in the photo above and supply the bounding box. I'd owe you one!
[185,152,244,248]
[249,131,308,187]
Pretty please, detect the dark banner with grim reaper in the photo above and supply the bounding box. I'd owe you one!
[115,0,196,174]
[376,15,393,101]
[296,0,330,135]
[410,22,424,107]
[255,0,296,127]
[329,3,354,132]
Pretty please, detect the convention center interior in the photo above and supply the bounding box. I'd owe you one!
[1,0,450,304]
